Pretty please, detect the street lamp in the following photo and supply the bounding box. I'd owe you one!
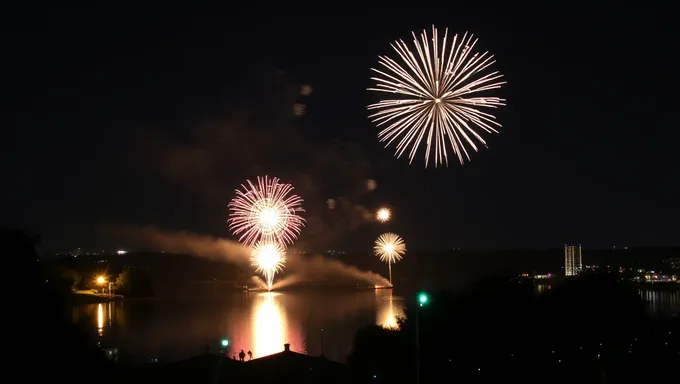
[416,292,428,384]
[95,276,113,296]
[96,276,107,295]
[215,338,230,384]
[320,328,325,356]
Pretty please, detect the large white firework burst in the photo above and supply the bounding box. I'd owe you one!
[368,26,506,168]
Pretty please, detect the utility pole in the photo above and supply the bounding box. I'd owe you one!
[416,307,420,384]
[416,293,428,384]
[320,328,324,356]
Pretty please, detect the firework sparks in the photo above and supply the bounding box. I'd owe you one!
[367,26,506,168]
[251,242,286,290]
[374,233,406,285]
[376,207,391,222]
[228,176,305,247]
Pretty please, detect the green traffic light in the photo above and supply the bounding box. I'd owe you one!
[221,339,229,347]
[418,292,428,306]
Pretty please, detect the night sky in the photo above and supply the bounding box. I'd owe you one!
[4,4,678,252]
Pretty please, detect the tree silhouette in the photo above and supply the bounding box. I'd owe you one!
[349,273,678,383]
[2,228,111,383]
[115,268,154,298]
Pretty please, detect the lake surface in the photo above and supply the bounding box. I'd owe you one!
[72,286,679,363]
[72,288,405,362]
[639,289,680,317]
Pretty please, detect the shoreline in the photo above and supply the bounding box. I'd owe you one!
[246,284,393,293]
[70,291,123,304]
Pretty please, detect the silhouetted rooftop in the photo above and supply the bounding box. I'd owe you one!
[238,343,349,384]
[118,344,349,384]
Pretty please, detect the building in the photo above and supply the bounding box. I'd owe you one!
[121,344,351,384]
[534,273,554,280]
[564,244,583,276]
[243,343,350,384]
[642,272,678,283]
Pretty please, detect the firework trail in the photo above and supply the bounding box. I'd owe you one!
[376,207,391,223]
[228,176,305,247]
[251,242,286,290]
[374,232,406,285]
[368,26,506,168]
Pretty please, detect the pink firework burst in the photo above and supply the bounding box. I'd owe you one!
[228,176,305,247]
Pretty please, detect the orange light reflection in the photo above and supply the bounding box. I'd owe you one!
[252,292,286,358]
[97,303,104,335]
[376,290,405,329]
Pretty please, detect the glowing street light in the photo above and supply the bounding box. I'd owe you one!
[418,292,428,306]
[96,276,112,296]
[215,338,231,381]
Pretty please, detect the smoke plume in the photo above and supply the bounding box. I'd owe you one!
[110,225,250,265]
[112,225,389,287]
[128,66,381,250]
[275,252,390,289]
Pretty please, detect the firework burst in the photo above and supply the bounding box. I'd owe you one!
[251,242,286,290]
[228,176,305,247]
[376,207,391,223]
[374,232,406,285]
[368,26,506,168]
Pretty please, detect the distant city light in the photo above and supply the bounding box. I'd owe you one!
[117,250,127,255]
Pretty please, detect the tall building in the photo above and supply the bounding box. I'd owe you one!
[564,244,582,276]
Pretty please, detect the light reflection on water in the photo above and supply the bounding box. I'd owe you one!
[97,303,104,335]
[533,285,679,315]
[639,289,680,316]
[534,284,552,295]
[72,289,404,362]
[74,288,678,362]
[375,289,405,329]
[91,302,114,336]
[252,293,289,358]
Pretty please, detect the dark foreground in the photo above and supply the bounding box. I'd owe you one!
[9,228,680,384]
[119,344,349,384]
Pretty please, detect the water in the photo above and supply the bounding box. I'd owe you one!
[72,289,405,362]
[533,286,679,316]
[639,289,680,317]
[72,286,679,363]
